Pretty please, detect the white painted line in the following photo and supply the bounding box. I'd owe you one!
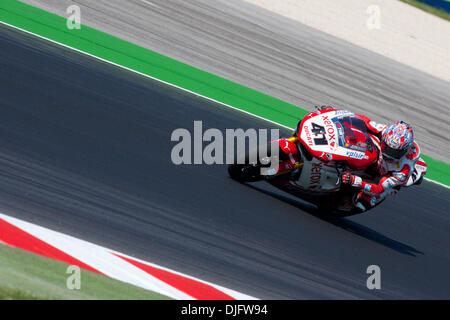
[0,20,293,131]
[0,19,448,192]
[423,177,450,189]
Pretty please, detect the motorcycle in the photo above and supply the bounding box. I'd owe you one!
[228,108,428,216]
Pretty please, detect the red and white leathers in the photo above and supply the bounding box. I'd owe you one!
[347,114,421,210]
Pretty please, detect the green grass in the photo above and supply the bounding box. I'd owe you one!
[0,244,172,300]
[398,0,450,22]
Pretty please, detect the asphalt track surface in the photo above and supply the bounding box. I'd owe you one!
[22,0,450,162]
[1,25,450,299]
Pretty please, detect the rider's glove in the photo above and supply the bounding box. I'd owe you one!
[341,172,362,188]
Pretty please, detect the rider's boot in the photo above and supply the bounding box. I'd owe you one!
[353,192,374,212]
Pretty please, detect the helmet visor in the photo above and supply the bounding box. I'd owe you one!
[381,141,408,160]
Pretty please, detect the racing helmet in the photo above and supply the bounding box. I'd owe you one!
[380,121,414,160]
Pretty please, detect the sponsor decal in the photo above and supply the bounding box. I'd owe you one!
[335,122,346,147]
[334,110,353,116]
[310,162,322,186]
[303,125,314,146]
[282,139,290,153]
[346,150,365,159]
[347,143,367,153]
[364,184,372,192]
[322,115,337,150]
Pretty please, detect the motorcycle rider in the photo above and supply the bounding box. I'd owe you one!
[229,104,424,214]
[339,113,419,212]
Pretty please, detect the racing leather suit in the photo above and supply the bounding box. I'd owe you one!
[349,114,421,211]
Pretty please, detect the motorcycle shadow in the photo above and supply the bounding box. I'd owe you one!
[244,183,424,257]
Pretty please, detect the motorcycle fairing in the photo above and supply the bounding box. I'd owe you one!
[293,157,340,193]
[298,109,379,170]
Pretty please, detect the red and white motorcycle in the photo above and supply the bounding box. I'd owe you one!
[228,108,427,216]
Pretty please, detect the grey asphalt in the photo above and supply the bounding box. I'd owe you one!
[1,25,450,299]
[20,0,450,163]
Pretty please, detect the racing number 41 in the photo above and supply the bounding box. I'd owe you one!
[311,122,328,145]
